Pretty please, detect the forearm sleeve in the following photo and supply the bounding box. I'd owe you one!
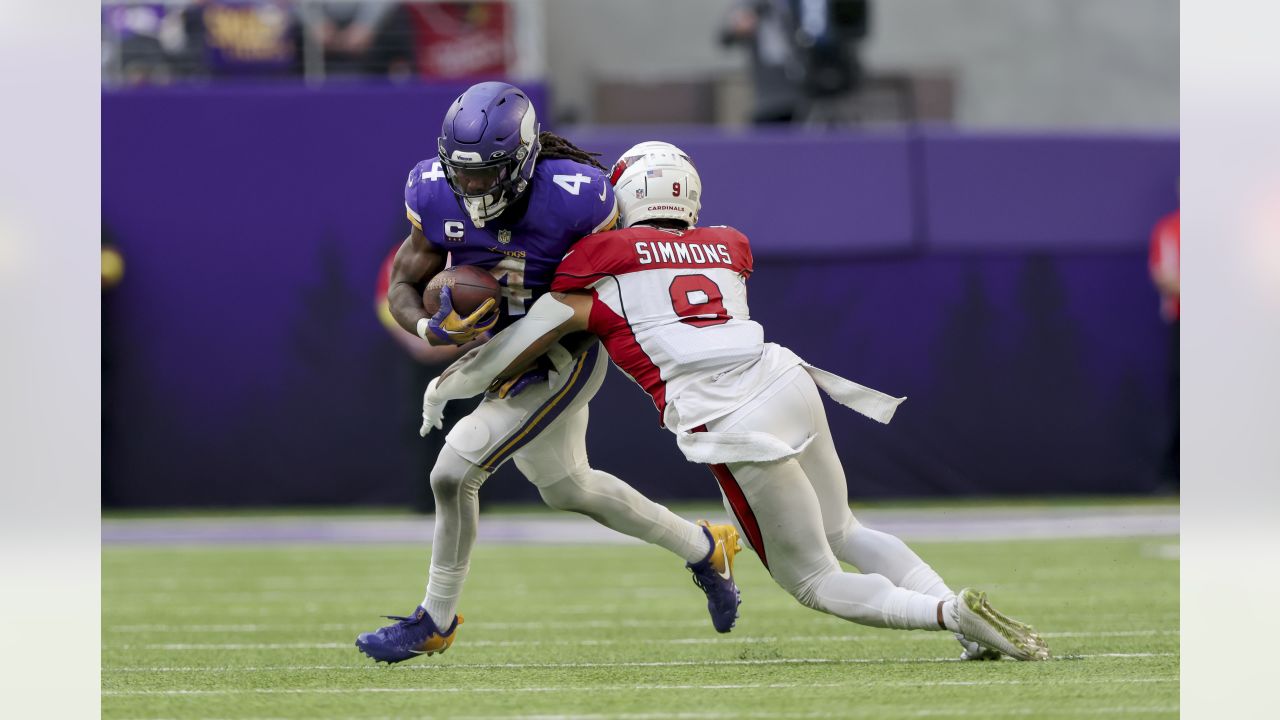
[432,294,576,402]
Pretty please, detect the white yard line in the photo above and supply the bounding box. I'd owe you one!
[114,710,1179,720]
[110,602,1172,620]
[102,652,1176,673]
[105,619,713,633]
[103,677,1176,697]
[105,629,1179,651]
[105,588,693,604]
[103,622,1180,635]
[1042,630,1179,638]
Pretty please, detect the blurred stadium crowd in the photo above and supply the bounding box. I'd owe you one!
[102,1,512,84]
[102,1,1177,130]
[101,1,881,126]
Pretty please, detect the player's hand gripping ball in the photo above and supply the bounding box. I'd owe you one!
[420,266,502,345]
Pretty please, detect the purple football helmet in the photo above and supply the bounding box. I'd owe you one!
[438,82,542,227]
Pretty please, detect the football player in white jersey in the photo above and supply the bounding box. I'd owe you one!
[420,141,1050,661]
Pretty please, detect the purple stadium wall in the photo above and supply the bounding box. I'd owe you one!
[101,84,1179,506]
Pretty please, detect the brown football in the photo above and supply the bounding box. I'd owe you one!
[423,265,502,317]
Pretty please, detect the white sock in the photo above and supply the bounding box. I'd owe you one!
[423,564,467,628]
[420,449,486,630]
[805,571,949,631]
[899,563,955,599]
[880,586,948,631]
[683,523,715,564]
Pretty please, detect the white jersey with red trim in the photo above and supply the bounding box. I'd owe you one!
[552,225,803,430]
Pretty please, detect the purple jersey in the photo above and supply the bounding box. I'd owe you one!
[405,156,618,327]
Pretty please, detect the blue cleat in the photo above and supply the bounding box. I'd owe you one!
[686,520,742,633]
[355,606,463,664]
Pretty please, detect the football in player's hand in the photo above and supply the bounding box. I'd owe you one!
[423,266,501,317]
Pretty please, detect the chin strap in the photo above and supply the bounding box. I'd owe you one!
[465,198,488,228]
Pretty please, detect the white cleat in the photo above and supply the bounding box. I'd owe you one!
[950,588,1050,662]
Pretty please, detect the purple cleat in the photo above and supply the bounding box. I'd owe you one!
[686,521,743,633]
[355,606,463,664]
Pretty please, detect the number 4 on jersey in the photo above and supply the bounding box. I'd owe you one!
[421,161,446,182]
[553,173,592,195]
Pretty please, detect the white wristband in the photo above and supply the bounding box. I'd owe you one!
[416,317,431,341]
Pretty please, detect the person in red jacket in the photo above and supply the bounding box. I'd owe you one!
[1149,207,1179,489]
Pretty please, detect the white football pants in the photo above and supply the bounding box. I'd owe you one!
[703,366,954,631]
[423,344,709,626]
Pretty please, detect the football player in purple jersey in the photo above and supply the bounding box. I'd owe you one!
[355,82,742,663]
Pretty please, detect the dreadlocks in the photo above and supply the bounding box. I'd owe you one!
[538,131,608,173]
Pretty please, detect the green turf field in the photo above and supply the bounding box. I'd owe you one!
[103,533,1179,719]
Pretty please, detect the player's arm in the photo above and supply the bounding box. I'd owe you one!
[387,226,447,340]
[388,226,497,346]
[422,291,591,406]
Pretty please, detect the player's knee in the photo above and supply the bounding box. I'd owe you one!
[534,469,592,513]
[536,480,580,512]
[789,570,901,626]
[517,454,595,513]
[784,571,829,611]
[429,463,464,501]
[825,514,861,552]
[430,451,484,502]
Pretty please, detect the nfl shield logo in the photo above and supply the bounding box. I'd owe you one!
[498,229,512,244]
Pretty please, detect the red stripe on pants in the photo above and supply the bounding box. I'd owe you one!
[695,424,768,570]
[707,463,767,570]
